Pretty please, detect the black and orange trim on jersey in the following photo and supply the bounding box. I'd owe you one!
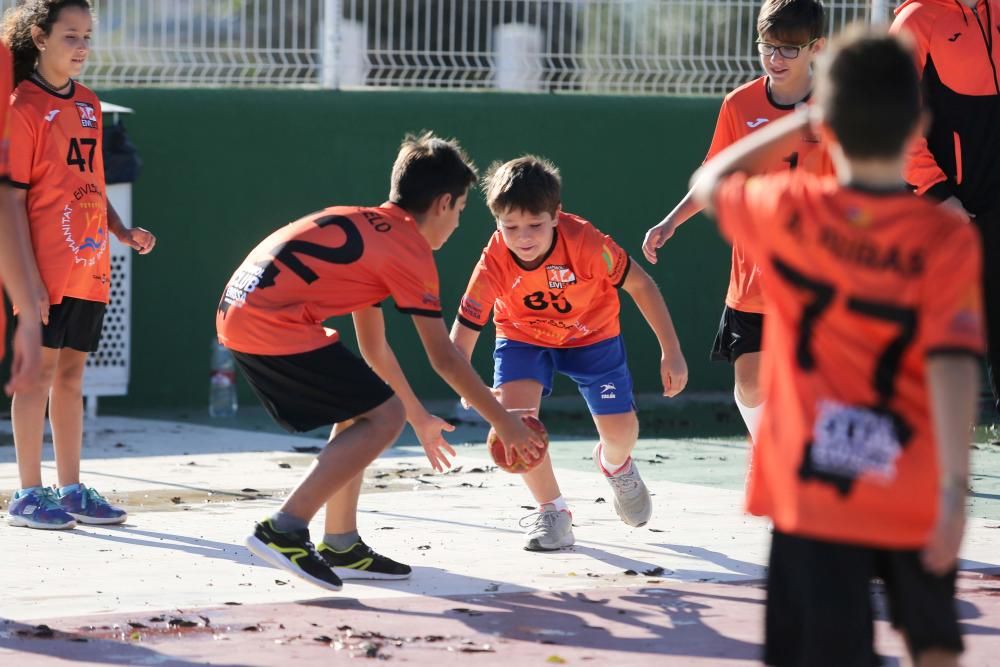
[892,0,1000,214]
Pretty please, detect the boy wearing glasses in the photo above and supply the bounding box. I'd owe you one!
[642,0,829,443]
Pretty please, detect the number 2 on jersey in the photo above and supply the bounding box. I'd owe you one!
[66,137,97,173]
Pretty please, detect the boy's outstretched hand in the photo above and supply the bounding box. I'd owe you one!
[495,411,545,467]
[413,411,457,472]
[661,349,689,397]
[642,219,678,264]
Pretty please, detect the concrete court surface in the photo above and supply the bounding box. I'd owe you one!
[1,417,1000,665]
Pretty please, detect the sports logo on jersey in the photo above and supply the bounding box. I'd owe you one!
[845,206,873,228]
[746,117,769,128]
[421,281,440,308]
[460,295,484,321]
[546,264,576,289]
[75,102,98,129]
[44,109,60,122]
[799,399,908,496]
[219,263,264,315]
[600,382,617,399]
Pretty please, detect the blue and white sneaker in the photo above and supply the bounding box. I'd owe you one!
[8,487,77,530]
[57,484,127,525]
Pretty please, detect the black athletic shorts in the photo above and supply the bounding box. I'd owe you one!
[230,342,395,433]
[765,530,963,667]
[40,297,106,352]
[710,305,764,363]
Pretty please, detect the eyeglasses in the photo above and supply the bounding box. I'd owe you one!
[756,38,818,59]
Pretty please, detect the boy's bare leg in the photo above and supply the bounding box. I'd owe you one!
[734,351,763,407]
[593,411,640,468]
[496,380,557,503]
[323,419,363,535]
[49,348,88,487]
[11,347,59,488]
[734,351,764,439]
[280,396,405,523]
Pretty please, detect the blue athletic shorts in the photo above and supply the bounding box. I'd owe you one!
[493,335,636,415]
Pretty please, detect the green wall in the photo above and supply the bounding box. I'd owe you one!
[90,89,730,410]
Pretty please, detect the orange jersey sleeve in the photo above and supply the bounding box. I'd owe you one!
[9,80,110,306]
[703,96,741,163]
[457,244,504,330]
[920,222,985,356]
[587,226,630,289]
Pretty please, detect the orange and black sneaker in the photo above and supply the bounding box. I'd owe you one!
[245,519,343,591]
[317,540,412,580]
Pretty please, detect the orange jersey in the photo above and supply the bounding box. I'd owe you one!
[9,79,109,306]
[457,212,630,348]
[0,45,12,360]
[216,203,441,356]
[705,76,833,314]
[891,0,1000,214]
[715,171,984,549]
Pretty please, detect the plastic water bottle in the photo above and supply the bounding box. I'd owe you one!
[209,340,238,418]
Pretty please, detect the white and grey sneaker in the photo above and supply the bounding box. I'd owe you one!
[593,443,652,527]
[520,505,575,552]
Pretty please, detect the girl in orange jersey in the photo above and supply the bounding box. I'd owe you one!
[2,0,156,530]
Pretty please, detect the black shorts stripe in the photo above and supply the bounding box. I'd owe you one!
[10,180,28,190]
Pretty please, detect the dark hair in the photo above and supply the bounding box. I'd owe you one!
[815,27,921,159]
[1,0,93,86]
[389,131,477,214]
[757,0,825,43]
[482,156,561,218]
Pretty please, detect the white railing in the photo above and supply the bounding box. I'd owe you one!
[0,1,889,95]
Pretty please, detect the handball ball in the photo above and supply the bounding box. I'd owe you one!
[487,414,549,473]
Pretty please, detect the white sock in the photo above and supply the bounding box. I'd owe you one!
[734,387,764,442]
[541,495,570,514]
[599,444,630,476]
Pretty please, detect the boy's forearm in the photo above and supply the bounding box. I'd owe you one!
[449,320,480,362]
[432,348,509,425]
[662,188,705,230]
[362,345,427,423]
[624,267,682,354]
[691,108,812,209]
[927,355,977,493]
[107,200,128,236]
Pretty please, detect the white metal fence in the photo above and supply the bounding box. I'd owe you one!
[0,0,890,95]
